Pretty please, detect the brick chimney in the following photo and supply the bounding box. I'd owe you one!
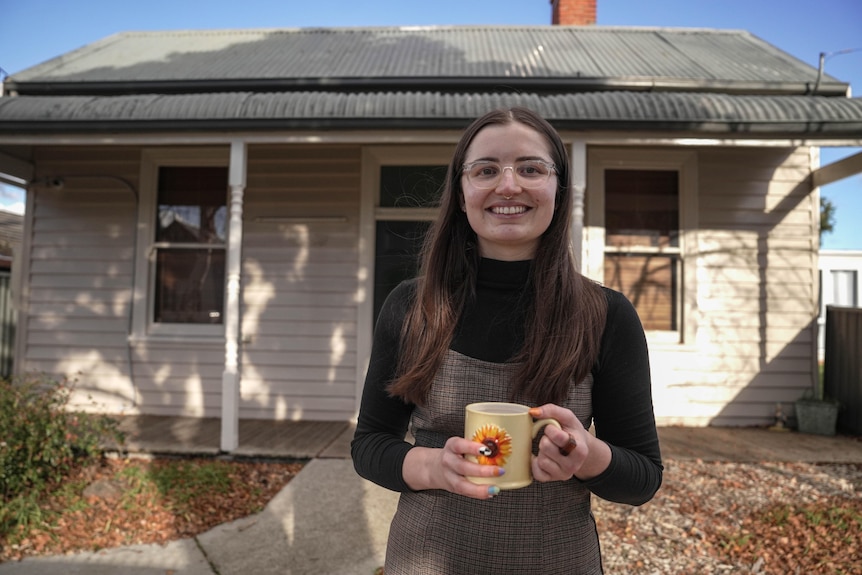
[551,0,596,25]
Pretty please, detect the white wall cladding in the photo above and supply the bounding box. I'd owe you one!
[20,142,819,427]
[23,143,364,420]
[239,145,362,421]
[650,147,818,427]
[24,145,141,413]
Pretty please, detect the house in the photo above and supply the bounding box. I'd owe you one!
[1,0,861,450]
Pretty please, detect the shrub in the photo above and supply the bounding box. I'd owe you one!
[0,374,124,535]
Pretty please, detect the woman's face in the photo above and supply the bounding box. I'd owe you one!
[461,121,558,261]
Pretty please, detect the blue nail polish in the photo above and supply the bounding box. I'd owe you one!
[488,486,501,496]
[498,468,506,476]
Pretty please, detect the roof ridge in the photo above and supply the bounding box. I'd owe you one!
[108,24,754,35]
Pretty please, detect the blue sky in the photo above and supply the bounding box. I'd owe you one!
[1,0,860,248]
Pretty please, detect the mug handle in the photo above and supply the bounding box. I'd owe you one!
[531,418,562,440]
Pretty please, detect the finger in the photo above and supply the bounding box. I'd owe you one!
[529,403,583,431]
[531,453,560,483]
[442,441,503,476]
[464,483,502,500]
[541,424,575,455]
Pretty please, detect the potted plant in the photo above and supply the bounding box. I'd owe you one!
[794,388,840,436]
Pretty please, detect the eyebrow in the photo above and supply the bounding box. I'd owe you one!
[465,155,551,164]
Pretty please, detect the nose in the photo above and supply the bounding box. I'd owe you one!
[496,166,521,194]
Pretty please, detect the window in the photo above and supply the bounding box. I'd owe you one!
[586,149,697,343]
[134,149,230,339]
[153,167,228,325]
[831,270,858,308]
[604,169,680,331]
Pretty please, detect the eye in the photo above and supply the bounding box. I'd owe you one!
[517,161,548,178]
[468,162,500,179]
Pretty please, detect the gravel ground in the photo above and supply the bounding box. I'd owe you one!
[594,460,862,574]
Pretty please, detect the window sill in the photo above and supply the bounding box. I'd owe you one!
[128,333,225,348]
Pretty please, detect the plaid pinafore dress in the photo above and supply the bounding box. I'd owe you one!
[384,350,602,575]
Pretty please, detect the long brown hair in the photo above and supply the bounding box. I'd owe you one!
[387,107,608,406]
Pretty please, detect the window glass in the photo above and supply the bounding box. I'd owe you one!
[157,167,228,243]
[154,248,226,324]
[604,254,678,331]
[605,170,678,249]
[379,166,446,208]
[154,166,228,325]
[374,221,431,323]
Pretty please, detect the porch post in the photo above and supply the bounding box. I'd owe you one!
[221,140,247,452]
[569,139,587,273]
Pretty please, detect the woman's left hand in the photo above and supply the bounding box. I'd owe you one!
[528,404,611,483]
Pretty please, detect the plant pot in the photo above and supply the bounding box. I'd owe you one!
[794,400,839,436]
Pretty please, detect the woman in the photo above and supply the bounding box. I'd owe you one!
[352,107,662,574]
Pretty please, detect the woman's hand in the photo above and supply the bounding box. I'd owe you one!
[401,437,506,500]
[529,404,612,483]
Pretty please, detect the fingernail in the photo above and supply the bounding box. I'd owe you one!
[498,467,506,476]
[488,486,501,496]
[478,446,493,457]
[528,407,542,417]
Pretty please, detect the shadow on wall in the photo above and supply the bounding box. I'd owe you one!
[701,149,817,427]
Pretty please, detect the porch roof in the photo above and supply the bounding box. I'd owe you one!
[1,90,861,136]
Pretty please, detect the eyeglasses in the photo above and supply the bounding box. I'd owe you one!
[462,160,556,190]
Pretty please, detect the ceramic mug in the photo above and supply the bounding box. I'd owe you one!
[464,402,562,490]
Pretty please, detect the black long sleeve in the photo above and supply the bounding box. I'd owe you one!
[582,288,663,505]
[351,278,417,492]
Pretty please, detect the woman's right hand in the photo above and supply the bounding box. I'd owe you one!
[401,436,505,500]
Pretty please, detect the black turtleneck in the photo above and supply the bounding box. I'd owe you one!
[451,258,532,363]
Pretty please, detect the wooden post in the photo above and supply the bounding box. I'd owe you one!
[570,139,586,273]
[221,140,246,452]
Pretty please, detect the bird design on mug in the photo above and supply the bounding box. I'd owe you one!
[471,424,513,467]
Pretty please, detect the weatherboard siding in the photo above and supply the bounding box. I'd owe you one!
[650,147,817,426]
[24,146,140,412]
[239,144,362,421]
[21,143,364,420]
[18,142,819,427]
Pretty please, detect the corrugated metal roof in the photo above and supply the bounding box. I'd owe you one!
[2,25,859,138]
[2,91,860,135]
[5,26,844,94]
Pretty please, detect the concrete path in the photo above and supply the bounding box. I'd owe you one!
[0,460,397,575]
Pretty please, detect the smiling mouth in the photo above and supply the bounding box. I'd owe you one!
[490,205,529,215]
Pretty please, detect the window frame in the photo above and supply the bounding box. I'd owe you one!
[133,148,230,340]
[586,148,698,345]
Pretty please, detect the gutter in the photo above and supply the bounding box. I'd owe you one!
[4,76,851,98]
[2,117,862,137]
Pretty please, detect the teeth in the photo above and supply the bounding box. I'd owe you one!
[492,206,527,215]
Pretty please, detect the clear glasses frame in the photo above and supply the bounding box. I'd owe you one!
[462,160,556,190]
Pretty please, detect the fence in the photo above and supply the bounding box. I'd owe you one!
[824,305,862,435]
